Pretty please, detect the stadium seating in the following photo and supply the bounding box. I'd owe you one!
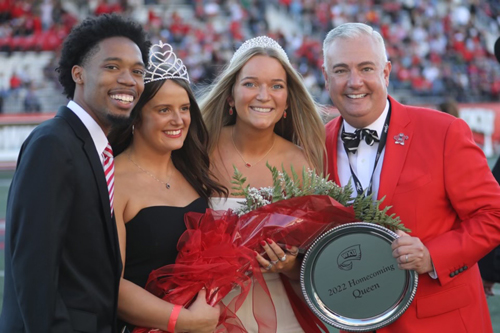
[0,0,499,113]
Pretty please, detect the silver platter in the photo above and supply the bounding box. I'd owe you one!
[300,222,418,332]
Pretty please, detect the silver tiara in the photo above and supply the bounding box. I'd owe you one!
[230,36,289,64]
[144,41,190,84]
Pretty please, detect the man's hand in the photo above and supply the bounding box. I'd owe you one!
[483,280,495,297]
[391,230,434,274]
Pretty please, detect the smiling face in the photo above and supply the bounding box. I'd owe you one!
[136,80,191,153]
[72,36,145,133]
[323,33,391,128]
[229,55,288,131]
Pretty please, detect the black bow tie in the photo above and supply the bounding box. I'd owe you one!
[341,128,380,154]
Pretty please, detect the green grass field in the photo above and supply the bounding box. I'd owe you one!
[0,167,500,331]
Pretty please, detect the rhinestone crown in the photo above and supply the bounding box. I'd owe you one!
[230,36,289,64]
[144,41,190,84]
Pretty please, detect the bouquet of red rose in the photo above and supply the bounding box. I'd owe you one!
[133,166,408,333]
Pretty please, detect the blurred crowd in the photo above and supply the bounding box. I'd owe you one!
[0,0,77,52]
[1,0,500,113]
[150,0,500,104]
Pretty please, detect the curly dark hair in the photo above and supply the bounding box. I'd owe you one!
[57,14,150,99]
[109,78,228,201]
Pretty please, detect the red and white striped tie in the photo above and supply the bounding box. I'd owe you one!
[103,143,115,216]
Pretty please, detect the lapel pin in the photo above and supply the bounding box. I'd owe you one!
[394,133,409,145]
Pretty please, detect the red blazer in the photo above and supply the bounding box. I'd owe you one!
[325,96,500,333]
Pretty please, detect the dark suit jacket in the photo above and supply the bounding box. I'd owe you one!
[0,106,122,332]
[325,96,500,333]
[479,158,500,282]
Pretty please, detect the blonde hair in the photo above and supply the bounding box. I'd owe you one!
[200,45,326,173]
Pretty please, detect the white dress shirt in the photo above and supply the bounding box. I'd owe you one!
[67,100,108,165]
[337,100,390,199]
[337,100,438,278]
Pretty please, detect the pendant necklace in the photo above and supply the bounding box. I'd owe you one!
[231,126,276,168]
[128,151,173,189]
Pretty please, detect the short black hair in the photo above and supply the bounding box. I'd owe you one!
[57,14,150,99]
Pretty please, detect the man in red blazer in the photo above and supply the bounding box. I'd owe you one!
[323,23,500,333]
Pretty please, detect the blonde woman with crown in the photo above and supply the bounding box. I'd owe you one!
[108,41,227,333]
[200,36,327,333]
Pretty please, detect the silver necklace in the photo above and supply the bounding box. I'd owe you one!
[128,151,172,189]
[231,126,276,168]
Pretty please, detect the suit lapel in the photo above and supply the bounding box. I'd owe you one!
[326,117,342,185]
[56,107,119,262]
[378,97,412,207]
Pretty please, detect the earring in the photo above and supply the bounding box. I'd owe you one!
[229,106,234,115]
[132,125,135,135]
[283,110,287,119]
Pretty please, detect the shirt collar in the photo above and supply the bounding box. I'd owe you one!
[67,100,108,157]
[343,99,390,137]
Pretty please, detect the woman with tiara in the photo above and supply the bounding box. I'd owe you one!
[200,36,327,332]
[109,41,227,333]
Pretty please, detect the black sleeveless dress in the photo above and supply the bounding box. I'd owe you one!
[118,197,208,332]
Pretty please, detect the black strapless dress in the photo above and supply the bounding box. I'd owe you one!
[118,197,208,332]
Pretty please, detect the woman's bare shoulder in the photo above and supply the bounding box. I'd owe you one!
[270,137,311,172]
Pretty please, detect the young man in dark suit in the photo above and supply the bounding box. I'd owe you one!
[0,14,150,332]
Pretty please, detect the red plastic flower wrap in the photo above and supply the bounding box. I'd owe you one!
[132,195,356,333]
[132,165,408,333]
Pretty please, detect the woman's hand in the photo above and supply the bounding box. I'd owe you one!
[180,289,220,333]
[256,238,300,279]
